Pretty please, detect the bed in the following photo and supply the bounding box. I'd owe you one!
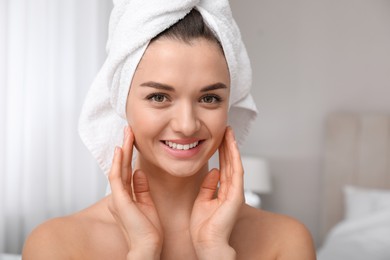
[317,113,390,260]
[0,254,21,260]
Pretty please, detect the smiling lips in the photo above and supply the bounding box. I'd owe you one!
[161,139,203,159]
[164,140,200,150]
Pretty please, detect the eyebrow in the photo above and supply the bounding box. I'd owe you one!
[140,81,227,92]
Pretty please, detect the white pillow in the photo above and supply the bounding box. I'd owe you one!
[343,185,390,221]
[0,254,22,260]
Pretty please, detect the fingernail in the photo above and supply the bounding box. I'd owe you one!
[230,127,236,141]
[115,146,120,154]
[128,126,133,137]
[125,126,130,137]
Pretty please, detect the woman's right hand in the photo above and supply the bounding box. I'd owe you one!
[108,126,163,260]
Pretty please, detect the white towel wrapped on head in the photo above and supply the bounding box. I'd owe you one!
[79,0,258,175]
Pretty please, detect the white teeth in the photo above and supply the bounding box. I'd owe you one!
[164,140,200,150]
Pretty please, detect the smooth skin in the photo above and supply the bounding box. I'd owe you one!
[109,126,242,259]
[22,38,316,259]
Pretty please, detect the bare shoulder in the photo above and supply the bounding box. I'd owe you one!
[22,213,86,259]
[22,197,125,260]
[231,205,316,260]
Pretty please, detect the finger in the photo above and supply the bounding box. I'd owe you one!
[217,128,231,200]
[218,128,228,182]
[109,147,124,193]
[196,169,220,201]
[121,126,130,183]
[227,129,245,200]
[228,127,243,178]
[108,147,135,202]
[218,127,243,201]
[121,126,134,191]
[225,127,234,179]
[133,170,154,206]
[220,127,233,183]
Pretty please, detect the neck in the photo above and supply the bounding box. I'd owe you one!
[134,154,209,231]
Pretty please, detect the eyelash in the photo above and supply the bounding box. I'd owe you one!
[146,93,170,103]
[199,94,223,104]
[145,93,223,104]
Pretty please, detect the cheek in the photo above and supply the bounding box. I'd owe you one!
[202,109,228,142]
[127,106,167,146]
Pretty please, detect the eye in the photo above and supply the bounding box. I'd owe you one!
[146,93,170,103]
[200,94,222,104]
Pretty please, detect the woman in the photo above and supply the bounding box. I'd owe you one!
[23,3,316,260]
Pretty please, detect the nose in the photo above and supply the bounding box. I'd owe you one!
[171,101,201,136]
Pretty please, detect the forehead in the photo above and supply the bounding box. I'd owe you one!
[132,38,230,88]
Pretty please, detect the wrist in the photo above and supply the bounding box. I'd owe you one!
[127,247,161,260]
[194,243,236,260]
[126,247,161,260]
[126,236,162,260]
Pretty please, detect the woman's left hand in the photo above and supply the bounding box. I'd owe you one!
[190,127,244,259]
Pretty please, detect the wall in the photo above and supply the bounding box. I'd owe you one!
[230,0,390,247]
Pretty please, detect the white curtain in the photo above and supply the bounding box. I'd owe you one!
[0,0,112,254]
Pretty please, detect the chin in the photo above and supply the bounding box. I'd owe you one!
[161,160,208,178]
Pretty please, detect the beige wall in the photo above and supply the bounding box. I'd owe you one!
[230,0,390,247]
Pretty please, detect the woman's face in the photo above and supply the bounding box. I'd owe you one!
[126,38,230,178]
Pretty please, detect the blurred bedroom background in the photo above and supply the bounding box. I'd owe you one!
[1,0,390,258]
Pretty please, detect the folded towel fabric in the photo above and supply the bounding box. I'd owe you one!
[79,0,258,175]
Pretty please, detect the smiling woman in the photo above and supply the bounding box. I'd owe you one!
[127,39,229,177]
[22,1,315,259]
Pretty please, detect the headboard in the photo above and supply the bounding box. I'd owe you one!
[320,113,390,243]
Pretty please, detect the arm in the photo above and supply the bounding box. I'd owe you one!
[190,127,243,259]
[108,126,162,259]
